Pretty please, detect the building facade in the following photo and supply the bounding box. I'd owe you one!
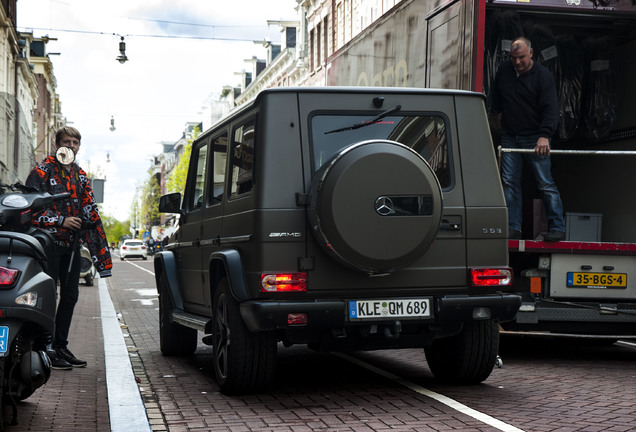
[0,0,62,184]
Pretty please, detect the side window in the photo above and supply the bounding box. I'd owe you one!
[209,132,228,204]
[229,118,255,199]
[189,142,208,210]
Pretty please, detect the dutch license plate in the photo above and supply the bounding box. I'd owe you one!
[567,272,627,289]
[349,298,431,320]
[0,326,8,354]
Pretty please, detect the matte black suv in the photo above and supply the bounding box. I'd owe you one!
[155,87,521,394]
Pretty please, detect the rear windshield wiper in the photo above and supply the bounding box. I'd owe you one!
[324,105,402,134]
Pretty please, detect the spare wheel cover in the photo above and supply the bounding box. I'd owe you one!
[309,140,443,272]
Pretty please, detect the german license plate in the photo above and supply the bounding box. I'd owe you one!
[0,326,8,354]
[567,272,627,289]
[349,299,431,320]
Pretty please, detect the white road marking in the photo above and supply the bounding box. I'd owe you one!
[122,260,155,276]
[617,340,636,348]
[335,352,525,432]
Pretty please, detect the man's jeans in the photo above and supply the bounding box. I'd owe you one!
[500,133,566,233]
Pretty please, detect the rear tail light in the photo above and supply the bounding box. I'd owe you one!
[261,273,307,292]
[470,268,513,287]
[0,266,20,288]
[141,246,146,250]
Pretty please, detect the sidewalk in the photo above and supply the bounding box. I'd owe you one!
[7,278,150,432]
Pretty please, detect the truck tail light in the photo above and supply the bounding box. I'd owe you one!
[470,268,513,287]
[0,266,20,288]
[261,273,307,292]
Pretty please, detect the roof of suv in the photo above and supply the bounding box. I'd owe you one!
[198,86,486,141]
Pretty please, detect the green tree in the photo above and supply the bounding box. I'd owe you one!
[140,175,161,231]
[129,190,140,237]
[166,142,191,194]
[101,214,130,246]
[166,126,200,194]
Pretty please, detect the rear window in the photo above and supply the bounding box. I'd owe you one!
[310,113,451,188]
[125,241,143,247]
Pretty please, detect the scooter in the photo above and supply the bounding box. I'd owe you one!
[0,182,70,427]
[79,245,96,286]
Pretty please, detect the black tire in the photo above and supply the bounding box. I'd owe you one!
[158,273,197,356]
[212,278,276,395]
[85,274,94,286]
[308,140,442,273]
[424,320,499,384]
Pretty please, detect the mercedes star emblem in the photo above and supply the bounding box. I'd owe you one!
[375,196,394,216]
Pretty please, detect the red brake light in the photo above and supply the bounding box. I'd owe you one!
[261,273,307,292]
[141,246,146,250]
[471,268,513,287]
[0,266,20,287]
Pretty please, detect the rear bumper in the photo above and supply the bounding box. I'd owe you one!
[240,293,521,332]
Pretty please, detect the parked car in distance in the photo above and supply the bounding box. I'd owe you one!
[120,239,147,260]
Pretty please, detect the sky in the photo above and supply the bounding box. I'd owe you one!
[18,0,298,221]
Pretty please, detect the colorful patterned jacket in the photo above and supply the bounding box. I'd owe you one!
[25,156,113,277]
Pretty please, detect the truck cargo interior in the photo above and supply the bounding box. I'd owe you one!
[483,5,636,243]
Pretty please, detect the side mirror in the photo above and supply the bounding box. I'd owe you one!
[159,193,182,214]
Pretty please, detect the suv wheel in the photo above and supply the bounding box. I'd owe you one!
[212,278,277,395]
[424,320,499,384]
[158,274,197,355]
[308,140,443,273]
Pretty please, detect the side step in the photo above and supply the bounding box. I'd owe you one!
[172,310,209,332]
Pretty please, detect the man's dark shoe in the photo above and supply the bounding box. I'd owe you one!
[543,231,566,242]
[56,347,87,368]
[47,350,73,370]
[509,229,522,240]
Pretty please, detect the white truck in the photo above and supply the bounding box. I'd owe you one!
[323,0,636,338]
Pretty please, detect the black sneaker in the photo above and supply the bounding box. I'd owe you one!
[56,347,87,368]
[543,231,565,242]
[47,350,73,370]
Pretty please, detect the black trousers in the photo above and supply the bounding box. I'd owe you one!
[51,244,81,348]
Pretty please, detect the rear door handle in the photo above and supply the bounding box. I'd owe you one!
[440,222,461,231]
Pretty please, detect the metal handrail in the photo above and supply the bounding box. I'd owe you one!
[497,146,636,165]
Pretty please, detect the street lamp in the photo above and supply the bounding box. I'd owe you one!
[116,36,128,64]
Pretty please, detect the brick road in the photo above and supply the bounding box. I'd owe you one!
[7,257,636,431]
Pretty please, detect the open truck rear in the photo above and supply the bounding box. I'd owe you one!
[324,0,636,337]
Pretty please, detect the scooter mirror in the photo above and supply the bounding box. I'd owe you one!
[55,146,76,165]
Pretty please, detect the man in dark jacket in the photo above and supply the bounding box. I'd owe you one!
[491,37,566,242]
[26,126,113,369]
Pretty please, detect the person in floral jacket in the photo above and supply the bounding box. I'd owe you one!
[26,126,113,370]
